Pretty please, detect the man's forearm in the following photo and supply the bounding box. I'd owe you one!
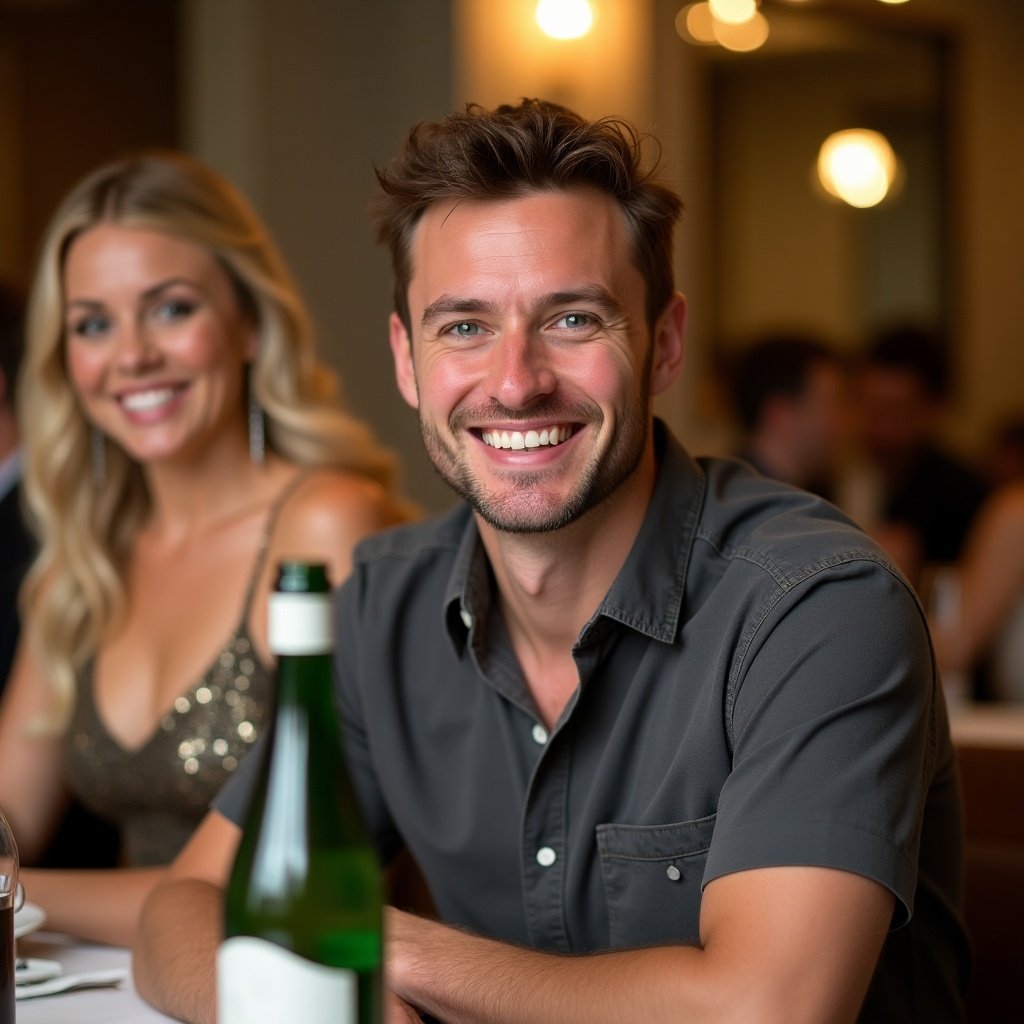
[387,910,721,1024]
[133,878,222,1024]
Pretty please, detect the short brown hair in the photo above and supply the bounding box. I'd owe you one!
[373,98,683,332]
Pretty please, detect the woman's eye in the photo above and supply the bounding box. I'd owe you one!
[153,298,196,322]
[69,315,111,338]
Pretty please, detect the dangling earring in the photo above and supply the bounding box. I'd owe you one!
[90,427,107,487]
[248,363,265,466]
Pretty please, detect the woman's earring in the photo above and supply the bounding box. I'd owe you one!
[248,364,265,466]
[90,427,107,487]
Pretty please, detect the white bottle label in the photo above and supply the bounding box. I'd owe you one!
[268,593,333,654]
[218,936,356,1023]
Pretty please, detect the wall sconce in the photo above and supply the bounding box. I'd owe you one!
[535,0,594,40]
[816,129,898,208]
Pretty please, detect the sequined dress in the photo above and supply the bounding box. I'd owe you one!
[64,485,299,867]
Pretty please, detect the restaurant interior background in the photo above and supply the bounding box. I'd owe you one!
[2,0,1022,514]
[1,2,1023,1019]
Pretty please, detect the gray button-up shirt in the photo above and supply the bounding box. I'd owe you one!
[218,422,968,1020]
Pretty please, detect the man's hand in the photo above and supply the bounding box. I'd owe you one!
[387,991,425,1023]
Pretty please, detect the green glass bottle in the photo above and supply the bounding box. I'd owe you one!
[219,561,382,1024]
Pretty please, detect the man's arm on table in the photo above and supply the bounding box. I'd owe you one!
[132,809,241,1024]
[388,865,893,1024]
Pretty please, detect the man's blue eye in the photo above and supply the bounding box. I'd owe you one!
[559,313,591,328]
[452,322,482,337]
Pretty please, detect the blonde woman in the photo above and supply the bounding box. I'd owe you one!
[0,151,407,945]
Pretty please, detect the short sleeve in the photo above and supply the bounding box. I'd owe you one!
[333,568,405,865]
[703,557,937,926]
[211,731,266,825]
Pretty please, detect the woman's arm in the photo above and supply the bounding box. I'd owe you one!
[934,484,1024,673]
[18,865,164,947]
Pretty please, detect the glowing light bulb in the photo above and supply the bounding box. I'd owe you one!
[817,129,897,208]
[535,0,594,40]
[713,10,769,51]
[708,0,758,25]
[676,3,717,44]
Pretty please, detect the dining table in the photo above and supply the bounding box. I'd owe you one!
[15,931,175,1023]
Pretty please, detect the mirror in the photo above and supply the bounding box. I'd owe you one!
[701,0,953,361]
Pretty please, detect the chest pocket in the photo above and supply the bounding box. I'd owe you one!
[596,814,716,947]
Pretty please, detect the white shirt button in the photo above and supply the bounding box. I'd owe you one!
[536,846,557,867]
[666,865,682,882]
[459,608,473,629]
[531,723,549,745]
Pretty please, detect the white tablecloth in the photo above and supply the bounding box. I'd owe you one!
[15,932,175,1023]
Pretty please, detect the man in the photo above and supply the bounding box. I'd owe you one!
[730,333,849,498]
[857,326,988,582]
[134,100,968,1023]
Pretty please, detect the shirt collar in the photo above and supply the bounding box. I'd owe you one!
[442,420,705,652]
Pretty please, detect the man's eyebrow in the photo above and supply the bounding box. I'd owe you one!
[537,285,626,319]
[420,295,498,327]
[420,285,626,328]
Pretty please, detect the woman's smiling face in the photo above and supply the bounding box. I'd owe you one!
[63,223,255,467]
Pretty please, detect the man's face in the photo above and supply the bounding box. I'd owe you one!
[857,366,936,469]
[389,188,683,534]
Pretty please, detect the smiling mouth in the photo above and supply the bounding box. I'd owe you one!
[479,424,575,450]
[117,386,185,412]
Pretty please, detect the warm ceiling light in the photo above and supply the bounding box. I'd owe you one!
[713,9,769,51]
[676,3,717,44]
[817,129,897,208]
[535,0,594,40]
[709,0,758,24]
[877,1,910,5]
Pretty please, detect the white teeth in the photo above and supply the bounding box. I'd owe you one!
[481,425,573,450]
[120,387,177,411]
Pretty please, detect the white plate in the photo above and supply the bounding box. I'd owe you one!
[13,901,46,939]
[15,958,62,985]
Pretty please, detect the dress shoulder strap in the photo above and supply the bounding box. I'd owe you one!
[239,471,314,621]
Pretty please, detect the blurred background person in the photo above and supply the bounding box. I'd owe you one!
[855,325,989,587]
[931,482,1024,703]
[0,281,33,692]
[985,415,1024,489]
[729,333,850,499]
[0,150,408,946]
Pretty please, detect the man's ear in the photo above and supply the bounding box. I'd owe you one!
[389,312,419,410]
[650,293,686,397]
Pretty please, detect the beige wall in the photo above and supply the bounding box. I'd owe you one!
[182,0,456,511]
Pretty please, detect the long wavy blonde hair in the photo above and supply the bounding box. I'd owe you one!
[19,150,403,727]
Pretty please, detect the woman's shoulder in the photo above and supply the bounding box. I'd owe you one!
[266,466,409,570]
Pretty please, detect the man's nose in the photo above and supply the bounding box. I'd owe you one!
[484,330,556,409]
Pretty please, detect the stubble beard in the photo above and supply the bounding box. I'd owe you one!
[417,387,652,535]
